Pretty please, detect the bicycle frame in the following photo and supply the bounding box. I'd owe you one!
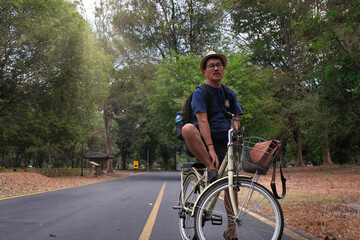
[176,111,284,240]
[177,126,254,219]
[191,128,255,218]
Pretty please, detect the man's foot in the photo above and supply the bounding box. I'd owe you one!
[207,169,218,183]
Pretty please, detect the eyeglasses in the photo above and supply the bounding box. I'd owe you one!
[206,63,223,70]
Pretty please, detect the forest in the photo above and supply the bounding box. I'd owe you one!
[0,0,359,171]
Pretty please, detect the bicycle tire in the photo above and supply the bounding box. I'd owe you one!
[194,178,284,240]
[179,172,202,240]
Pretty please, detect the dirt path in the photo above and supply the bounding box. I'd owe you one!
[1,166,359,239]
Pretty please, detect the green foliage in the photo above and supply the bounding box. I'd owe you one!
[0,0,111,168]
[224,52,283,138]
[294,0,360,164]
[1,0,359,170]
[146,53,205,164]
[110,63,158,167]
[111,0,224,59]
[148,53,204,136]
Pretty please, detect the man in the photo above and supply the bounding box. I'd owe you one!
[182,51,242,240]
[182,51,243,182]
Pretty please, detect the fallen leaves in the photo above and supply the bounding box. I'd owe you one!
[0,171,137,199]
[257,165,360,240]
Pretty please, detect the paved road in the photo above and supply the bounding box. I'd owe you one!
[0,172,311,240]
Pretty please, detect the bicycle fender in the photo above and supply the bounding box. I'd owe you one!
[190,175,252,217]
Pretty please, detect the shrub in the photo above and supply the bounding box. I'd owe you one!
[35,168,90,177]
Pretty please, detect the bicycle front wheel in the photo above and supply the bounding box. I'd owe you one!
[179,172,202,240]
[194,178,284,240]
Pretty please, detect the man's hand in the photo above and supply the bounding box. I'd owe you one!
[197,112,219,169]
[208,147,219,169]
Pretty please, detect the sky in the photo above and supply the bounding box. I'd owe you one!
[77,0,99,25]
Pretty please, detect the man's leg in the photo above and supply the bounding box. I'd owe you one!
[182,123,216,171]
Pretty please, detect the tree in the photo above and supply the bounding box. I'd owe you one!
[224,52,281,137]
[96,0,236,170]
[111,0,225,61]
[0,0,111,167]
[147,53,204,168]
[295,0,360,165]
[93,0,121,173]
[225,0,318,166]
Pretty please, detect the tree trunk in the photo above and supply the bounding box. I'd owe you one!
[322,130,335,166]
[71,157,76,168]
[103,101,113,173]
[23,158,29,171]
[173,152,177,171]
[164,158,169,170]
[47,143,52,168]
[322,149,334,165]
[279,149,285,168]
[0,151,4,167]
[358,144,360,166]
[14,152,21,169]
[292,126,305,167]
[121,148,127,170]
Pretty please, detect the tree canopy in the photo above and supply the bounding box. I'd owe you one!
[1,0,359,170]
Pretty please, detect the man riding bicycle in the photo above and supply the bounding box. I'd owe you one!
[181,51,243,240]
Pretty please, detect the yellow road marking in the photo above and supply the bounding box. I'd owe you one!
[219,196,308,240]
[245,211,308,240]
[139,181,166,240]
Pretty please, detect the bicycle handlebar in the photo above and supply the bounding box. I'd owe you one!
[221,107,235,119]
[221,107,244,142]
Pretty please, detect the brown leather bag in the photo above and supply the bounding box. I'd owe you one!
[246,139,286,199]
[250,139,279,168]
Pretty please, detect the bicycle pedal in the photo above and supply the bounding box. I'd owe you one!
[179,211,185,219]
[211,214,223,225]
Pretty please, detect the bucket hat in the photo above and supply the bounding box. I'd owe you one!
[200,51,227,74]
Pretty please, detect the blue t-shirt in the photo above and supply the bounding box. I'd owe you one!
[191,84,243,141]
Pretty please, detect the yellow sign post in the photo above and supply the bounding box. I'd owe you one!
[134,161,139,169]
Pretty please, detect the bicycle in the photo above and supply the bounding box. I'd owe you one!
[174,109,284,240]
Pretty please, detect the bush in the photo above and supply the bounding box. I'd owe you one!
[35,168,91,177]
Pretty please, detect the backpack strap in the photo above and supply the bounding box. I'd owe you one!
[197,84,213,115]
[196,84,235,118]
[221,84,235,110]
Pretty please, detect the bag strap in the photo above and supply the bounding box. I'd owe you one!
[197,84,213,114]
[221,84,234,108]
[270,145,286,199]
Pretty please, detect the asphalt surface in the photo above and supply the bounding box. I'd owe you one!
[0,172,312,240]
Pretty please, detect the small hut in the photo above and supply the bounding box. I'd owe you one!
[84,152,114,176]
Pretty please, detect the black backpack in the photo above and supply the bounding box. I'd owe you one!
[177,84,234,140]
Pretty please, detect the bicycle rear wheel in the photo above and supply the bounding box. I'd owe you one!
[194,178,284,240]
[179,172,202,240]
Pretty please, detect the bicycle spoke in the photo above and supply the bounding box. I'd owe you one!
[179,172,202,240]
[194,179,283,240]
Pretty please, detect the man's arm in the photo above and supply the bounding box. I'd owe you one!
[196,112,219,169]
